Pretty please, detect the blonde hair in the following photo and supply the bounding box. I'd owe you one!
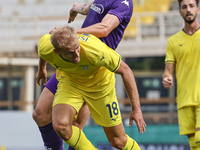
[50,25,77,52]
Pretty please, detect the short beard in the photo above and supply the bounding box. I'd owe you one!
[183,14,196,24]
[184,18,195,24]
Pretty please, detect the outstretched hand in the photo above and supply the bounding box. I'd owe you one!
[129,108,146,134]
[68,3,79,23]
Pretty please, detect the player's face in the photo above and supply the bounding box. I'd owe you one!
[179,0,199,24]
[59,38,80,64]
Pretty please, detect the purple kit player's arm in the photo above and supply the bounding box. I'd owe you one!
[69,0,133,50]
[68,1,94,23]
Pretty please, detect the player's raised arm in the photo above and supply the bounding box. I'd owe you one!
[115,61,146,134]
[68,1,94,23]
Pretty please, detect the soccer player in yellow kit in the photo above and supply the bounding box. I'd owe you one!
[38,25,146,150]
[162,0,200,149]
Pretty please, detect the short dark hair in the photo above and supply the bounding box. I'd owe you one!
[178,0,199,9]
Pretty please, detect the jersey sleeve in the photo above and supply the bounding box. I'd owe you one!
[79,34,121,72]
[89,42,121,72]
[165,38,176,64]
[108,0,133,23]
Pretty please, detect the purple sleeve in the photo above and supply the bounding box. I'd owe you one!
[108,0,133,23]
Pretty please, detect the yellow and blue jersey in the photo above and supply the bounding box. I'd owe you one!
[165,29,200,109]
[38,33,121,95]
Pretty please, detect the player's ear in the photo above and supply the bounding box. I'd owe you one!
[53,49,59,55]
[197,7,200,14]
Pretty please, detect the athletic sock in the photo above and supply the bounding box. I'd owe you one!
[68,146,75,150]
[123,135,141,150]
[39,122,64,150]
[195,131,200,149]
[65,125,98,150]
[189,136,199,150]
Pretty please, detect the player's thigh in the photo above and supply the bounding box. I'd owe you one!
[35,87,54,114]
[73,103,90,130]
[85,88,122,127]
[52,103,77,126]
[178,106,196,135]
[53,81,85,120]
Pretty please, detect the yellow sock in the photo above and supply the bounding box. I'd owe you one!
[189,136,199,150]
[195,131,200,148]
[123,135,141,150]
[64,125,98,150]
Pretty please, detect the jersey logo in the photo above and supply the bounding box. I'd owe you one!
[78,36,89,42]
[100,53,105,61]
[121,0,129,7]
[90,3,104,14]
[54,64,62,68]
[111,116,118,121]
[178,43,185,47]
[79,65,89,70]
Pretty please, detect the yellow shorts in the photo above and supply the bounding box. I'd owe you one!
[178,105,200,135]
[53,76,122,127]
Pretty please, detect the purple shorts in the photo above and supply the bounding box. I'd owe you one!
[45,72,58,95]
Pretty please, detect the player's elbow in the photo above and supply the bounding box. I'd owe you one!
[100,28,110,37]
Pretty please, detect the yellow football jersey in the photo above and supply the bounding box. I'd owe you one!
[165,29,200,109]
[38,33,121,95]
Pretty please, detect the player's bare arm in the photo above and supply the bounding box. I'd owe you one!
[115,61,146,134]
[162,63,175,89]
[36,57,48,86]
[75,14,119,37]
[68,1,94,23]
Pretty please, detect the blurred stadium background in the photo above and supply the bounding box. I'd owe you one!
[0,0,191,149]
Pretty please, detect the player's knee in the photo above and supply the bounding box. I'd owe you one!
[195,131,200,148]
[32,108,52,124]
[109,137,127,149]
[52,119,71,141]
[32,109,40,122]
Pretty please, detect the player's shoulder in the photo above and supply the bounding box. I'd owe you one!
[78,33,101,44]
[168,30,184,41]
[39,34,51,46]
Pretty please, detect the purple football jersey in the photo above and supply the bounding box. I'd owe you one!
[82,0,133,50]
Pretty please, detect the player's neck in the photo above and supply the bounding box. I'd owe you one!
[183,20,200,35]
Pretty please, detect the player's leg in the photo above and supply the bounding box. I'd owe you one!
[103,123,140,149]
[69,103,90,150]
[83,85,140,149]
[52,104,97,150]
[32,87,54,127]
[178,106,198,150]
[194,105,200,148]
[32,73,64,150]
[53,79,97,150]
[188,134,198,150]
[72,102,90,130]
